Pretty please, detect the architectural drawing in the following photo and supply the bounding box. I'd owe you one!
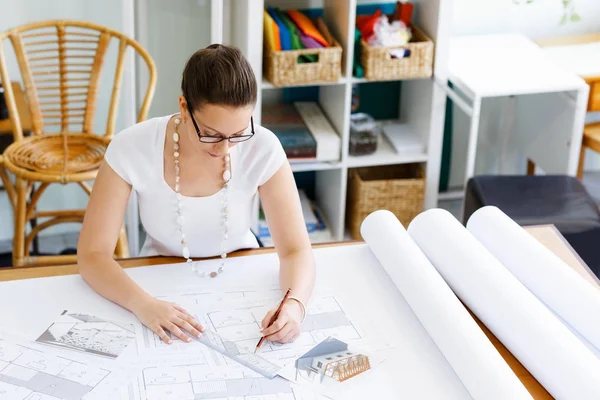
[194,328,282,378]
[139,291,363,375]
[140,289,280,352]
[131,287,390,400]
[134,288,383,398]
[155,293,359,349]
[130,363,326,400]
[36,311,135,359]
[222,296,362,364]
[0,332,131,400]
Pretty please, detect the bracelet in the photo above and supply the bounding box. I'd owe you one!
[288,296,307,323]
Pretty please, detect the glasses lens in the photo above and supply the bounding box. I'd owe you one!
[200,136,222,143]
[229,135,253,143]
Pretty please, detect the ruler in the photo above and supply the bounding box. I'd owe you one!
[194,329,282,379]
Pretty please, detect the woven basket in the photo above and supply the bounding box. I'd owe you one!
[346,164,425,239]
[264,18,343,87]
[360,25,434,81]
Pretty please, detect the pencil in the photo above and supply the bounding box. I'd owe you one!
[255,288,292,352]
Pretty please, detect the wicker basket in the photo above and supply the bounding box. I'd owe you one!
[263,18,343,87]
[346,164,425,239]
[360,25,434,81]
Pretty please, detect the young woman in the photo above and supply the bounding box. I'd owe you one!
[77,44,315,346]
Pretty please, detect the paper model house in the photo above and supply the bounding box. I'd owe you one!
[295,337,370,383]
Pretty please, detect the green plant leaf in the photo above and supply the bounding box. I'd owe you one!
[571,13,581,21]
[560,13,568,24]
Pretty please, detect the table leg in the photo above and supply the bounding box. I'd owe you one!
[464,95,482,185]
[499,96,517,174]
[568,88,589,176]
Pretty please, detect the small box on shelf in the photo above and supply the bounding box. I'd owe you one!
[381,122,426,155]
[349,113,380,156]
[347,114,428,168]
[263,7,343,87]
[354,1,434,81]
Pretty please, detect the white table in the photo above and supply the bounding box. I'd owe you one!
[540,39,600,80]
[442,33,590,187]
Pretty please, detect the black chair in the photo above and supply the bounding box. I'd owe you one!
[463,174,600,278]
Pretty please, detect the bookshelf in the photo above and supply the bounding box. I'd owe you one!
[214,0,452,242]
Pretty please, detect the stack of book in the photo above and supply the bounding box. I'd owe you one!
[261,102,340,164]
[255,190,333,246]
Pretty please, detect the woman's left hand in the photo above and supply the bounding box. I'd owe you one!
[260,300,304,344]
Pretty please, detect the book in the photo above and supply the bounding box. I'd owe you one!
[261,104,317,160]
[256,190,331,246]
[293,102,341,162]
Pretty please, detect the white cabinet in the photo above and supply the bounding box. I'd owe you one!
[213,0,452,241]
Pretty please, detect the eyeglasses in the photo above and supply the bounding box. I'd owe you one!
[187,104,255,144]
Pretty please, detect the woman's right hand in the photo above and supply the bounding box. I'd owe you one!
[131,296,204,344]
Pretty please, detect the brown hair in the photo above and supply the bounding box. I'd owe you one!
[181,44,257,112]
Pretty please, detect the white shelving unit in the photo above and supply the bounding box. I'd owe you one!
[214,0,452,242]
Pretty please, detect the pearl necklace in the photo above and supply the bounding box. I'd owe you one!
[173,117,231,278]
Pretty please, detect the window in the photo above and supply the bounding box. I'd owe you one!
[317,361,323,368]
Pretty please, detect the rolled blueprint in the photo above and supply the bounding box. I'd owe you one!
[466,206,600,355]
[408,208,600,400]
[360,210,532,400]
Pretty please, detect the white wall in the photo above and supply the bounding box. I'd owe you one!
[453,0,599,38]
[135,0,211,119]
[447,0,600,189]
[0,0,136,242]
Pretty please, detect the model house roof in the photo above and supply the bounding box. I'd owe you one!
[295,337,349,368]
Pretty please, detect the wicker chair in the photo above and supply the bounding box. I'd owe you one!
[0,20,157,267]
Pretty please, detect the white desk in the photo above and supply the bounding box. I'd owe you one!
[443,33,589,187]
[1,224,594,399]
[0,241,549,399]
[536,34,600,175]
[541,40,600,80]
[538,34,600,113]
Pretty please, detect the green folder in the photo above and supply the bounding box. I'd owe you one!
[276,9,317,63]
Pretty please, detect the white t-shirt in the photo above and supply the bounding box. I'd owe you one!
[103,114,287,258]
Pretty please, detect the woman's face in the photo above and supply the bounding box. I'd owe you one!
[180,99,254,160]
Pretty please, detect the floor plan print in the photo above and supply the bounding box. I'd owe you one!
[0,333,129,400]
[36,311,135,359]
[139,289,283,353]
[132,289,367,399]
[194,329,282,378]
[217,296,362,363]
[131,364,295,400]
[129,361,332,400]
[141,292,361,364]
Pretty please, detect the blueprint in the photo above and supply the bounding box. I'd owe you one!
[128,361,326,400]
[131,286,392,400]
[36,310,136,359]
[193,328,282,378]
[0,331,134,400]
[139,290,363,362]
